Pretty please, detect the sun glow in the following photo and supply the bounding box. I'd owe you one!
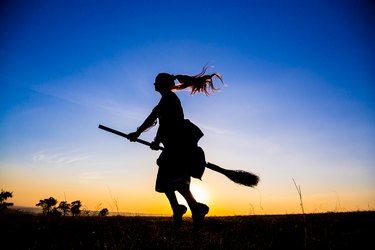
[175,182,210,208]
[190,183,210,204]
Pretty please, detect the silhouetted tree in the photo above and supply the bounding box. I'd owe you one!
[0,190,14,210]
[99,208,109,216]
[58,201,71,216]
[36,197,58,215]
[71,200,82,216]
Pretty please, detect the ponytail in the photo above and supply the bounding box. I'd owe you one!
[172,66,224,96]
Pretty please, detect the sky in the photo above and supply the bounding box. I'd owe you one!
[1,0,374,215]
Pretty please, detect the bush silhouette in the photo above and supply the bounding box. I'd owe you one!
[99,208,109,216]
[0,189,14,211]
[71,200,82,216]
[36,197,58,216]
[58,201,71,216]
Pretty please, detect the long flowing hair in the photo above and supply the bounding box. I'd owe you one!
[172,66,224,96]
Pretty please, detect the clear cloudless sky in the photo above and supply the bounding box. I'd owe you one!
[1,0,374,215]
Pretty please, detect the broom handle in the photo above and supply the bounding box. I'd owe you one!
[99,124,259,187]
[99,125,226,173]
[98,124,164,150]
[205,162,227,175]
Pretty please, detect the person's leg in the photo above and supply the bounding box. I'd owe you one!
[165,190,179,211]
[176,184,197,209]
[165,190,187,228]
[177,183,209,229]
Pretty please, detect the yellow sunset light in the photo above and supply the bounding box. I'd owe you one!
[190,182,210,204]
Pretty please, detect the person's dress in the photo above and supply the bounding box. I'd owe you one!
[152,92,205,192]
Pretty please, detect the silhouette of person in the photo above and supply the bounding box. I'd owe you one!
[128,67,223,228]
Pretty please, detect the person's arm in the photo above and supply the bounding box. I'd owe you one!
[128,109,158,141]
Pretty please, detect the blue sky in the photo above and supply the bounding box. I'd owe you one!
[1,0,374,215]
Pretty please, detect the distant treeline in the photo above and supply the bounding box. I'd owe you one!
[0,189,108,216]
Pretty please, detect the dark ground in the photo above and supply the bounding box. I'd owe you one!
[1,211,374,249]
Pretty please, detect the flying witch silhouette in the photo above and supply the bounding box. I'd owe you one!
[99,66,259,229]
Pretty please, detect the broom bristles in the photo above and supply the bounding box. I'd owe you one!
[226,170,259,187]
[206,162,259,187]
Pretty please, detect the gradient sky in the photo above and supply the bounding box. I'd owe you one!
[1,0,374,215]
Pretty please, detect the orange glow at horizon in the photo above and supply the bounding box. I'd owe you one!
[4,171,374,216]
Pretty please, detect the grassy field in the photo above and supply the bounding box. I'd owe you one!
[1,211,374,249]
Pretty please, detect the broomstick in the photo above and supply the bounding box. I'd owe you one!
[98,124,259,187]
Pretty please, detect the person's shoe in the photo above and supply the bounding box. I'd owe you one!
[173,204,187,228]
[192,203,209,230]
